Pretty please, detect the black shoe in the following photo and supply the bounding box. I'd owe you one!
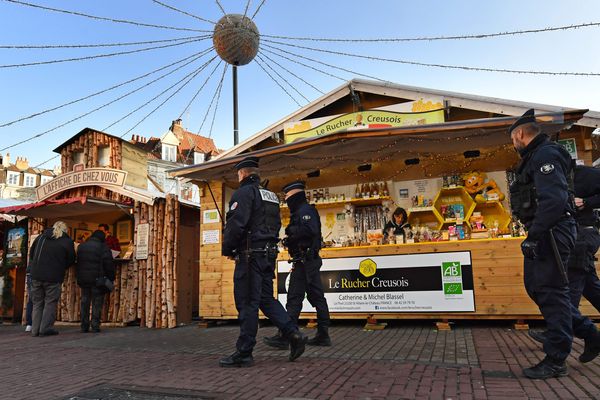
[40,329,59,337]
[288,331,307,362]
[81,328,89,333]
[528,329,547,344]
[219,351,254,368]
[579,333,600,363]
[91,328,101,333]
[523,357,568,379]
[307,332,332,346]
[263,332,290,350]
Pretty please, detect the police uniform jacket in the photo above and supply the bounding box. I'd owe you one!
[285,191,321,256]
[511,134,575,240]
[222,174,281,257]
[574,165,600,227]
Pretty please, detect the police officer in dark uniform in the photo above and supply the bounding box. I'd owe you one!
[508,109,600,379]
[264,181,331,349]
[529,165,600,363]
[219,156,307,368]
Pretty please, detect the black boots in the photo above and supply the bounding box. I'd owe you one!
[307,328,332,346]
[263,331,290,350]
[288,330,307,361]
[219,351,254,368]
[579,332,600,363]
[528,329,547,344]
[523,357,568,379]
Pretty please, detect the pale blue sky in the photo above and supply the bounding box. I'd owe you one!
[1,0,599,168]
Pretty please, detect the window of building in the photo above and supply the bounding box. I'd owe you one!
[162,144,177,162]
[7,172,20,185]
[194,152,205,164]
[98,146,110,167]
[73,151,85,166]
[24,175,36,187]
[41,176,53,185]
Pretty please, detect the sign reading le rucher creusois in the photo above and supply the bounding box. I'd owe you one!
[277,251,475,313]
[36,168,128,201]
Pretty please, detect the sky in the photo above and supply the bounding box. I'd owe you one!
[1,0,600,168]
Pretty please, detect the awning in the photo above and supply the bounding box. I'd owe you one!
[169,110,587,189]
[0,197,133,223]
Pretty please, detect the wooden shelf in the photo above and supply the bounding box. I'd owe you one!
[472,201,511,231]
[281,196,392,213]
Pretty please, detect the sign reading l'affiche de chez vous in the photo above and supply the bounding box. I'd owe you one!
[36,167,128,201]
[277,251,475,313]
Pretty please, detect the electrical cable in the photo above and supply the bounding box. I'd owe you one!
[1,36,208,69]
[3,0,212,33]
[197,64,228,135]
[257,50,323,94]
[259,46,345,81]
[178,60,223,119]
[119,57,219,138]
[0,51,214,152]
[208,64,228,139]
[262,44,386,82]
[262,38,600,77]
[242,0,251,19]
[33,154,59,169]
[215,0,227,15]
[256,53,309,102]
[0,48,213,128]
[150,0,216,24]
[262,21,600,42]
[254,57,302,107]
[251,0,266,20]
[0,35,209,49]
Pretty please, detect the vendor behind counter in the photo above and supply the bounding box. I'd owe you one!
[383,207,411,241]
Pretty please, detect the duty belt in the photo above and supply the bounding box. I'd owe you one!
[288,248,319,264]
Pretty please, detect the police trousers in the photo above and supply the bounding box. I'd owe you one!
[233,253,296,355]
[568,227,600,324]
[523,219,576,362]
[286,257,330,330]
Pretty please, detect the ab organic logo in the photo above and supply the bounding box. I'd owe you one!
[442,261,463,296]
[442,262,461,277]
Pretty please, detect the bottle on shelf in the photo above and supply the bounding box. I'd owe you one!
[354,184,361,199]
[371,182,379,197]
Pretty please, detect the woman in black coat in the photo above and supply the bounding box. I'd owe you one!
[76,230,115,333]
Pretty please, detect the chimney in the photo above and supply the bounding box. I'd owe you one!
[3,152,10,167]
[170,119,183,135]
[131,134,135,142]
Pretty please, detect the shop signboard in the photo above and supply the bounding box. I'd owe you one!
[36,168,128,201]
[277,251,474,313]
[558,138,577,159]
[135,223,149,260]
[283,99,445,144]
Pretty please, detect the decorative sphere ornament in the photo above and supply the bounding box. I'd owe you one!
[212,14,259,66]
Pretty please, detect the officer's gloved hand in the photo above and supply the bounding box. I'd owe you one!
[521,239,539,259]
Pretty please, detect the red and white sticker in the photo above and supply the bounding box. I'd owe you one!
[230,202,238,210]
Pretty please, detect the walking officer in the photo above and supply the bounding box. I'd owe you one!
[264,181,331,349]
[529,165,600,363]
[508,108,597,379]
[220,156,307,368]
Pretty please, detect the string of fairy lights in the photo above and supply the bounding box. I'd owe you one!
[0,0,598,170]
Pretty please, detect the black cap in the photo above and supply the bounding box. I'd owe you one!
[282,180,306,193]
[508,109,536,134]
[234,156,259,170]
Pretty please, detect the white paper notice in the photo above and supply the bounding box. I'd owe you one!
[202,229,220,245]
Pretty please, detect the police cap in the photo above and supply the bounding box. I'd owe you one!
[508,109,536,134]
[234,156,259,170]
[282,180,306,194]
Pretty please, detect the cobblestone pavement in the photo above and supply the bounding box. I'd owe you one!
[1,320,599,399]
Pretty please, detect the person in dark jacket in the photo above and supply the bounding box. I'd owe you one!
[76,230,115,333]
[28,221,75,337]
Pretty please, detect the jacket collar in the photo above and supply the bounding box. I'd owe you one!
[285,191,307,212]
[240,174,260,187]
[519,133,548,158]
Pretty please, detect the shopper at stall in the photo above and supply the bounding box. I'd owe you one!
[76,230,115,333]
[28,221,75,337]
[529,165,600,362]
[220,156,307,368]
[382,207,410,243]
[98,223,121,254]
[264,180,331,350]
[509,109,600,379]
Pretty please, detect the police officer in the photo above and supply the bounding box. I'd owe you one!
[264,181,331,349]
[220,156,307,368]
[509,108,596,379]
[529,165,600,363]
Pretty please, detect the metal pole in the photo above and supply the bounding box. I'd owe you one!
[232,65,239,145]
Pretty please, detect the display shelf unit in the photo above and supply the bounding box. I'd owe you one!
[433,186,476,231]
[281,196,392,214]
[472,201,511,231]
[407,206,444,230]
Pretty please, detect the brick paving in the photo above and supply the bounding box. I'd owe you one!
[1,320,600,399]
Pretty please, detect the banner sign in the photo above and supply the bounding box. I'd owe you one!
[36,168,127,201]
[283,99,445,144]
[277,251,474,313]
[558,138,577,159]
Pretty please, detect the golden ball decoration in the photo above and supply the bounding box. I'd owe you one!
[212,14,259,66]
